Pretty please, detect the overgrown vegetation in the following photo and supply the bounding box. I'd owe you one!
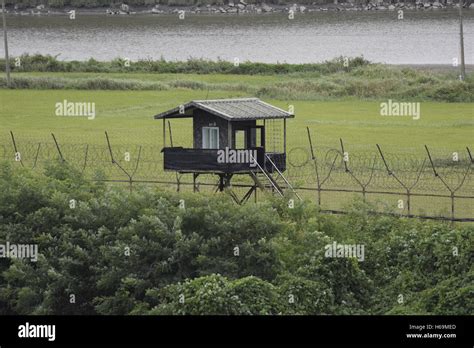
[0,162,471,315]
[1,55,371,75]
[1,55,472,102]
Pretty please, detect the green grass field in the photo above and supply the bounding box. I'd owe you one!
[0,71,473,219]
[1,88,472,152]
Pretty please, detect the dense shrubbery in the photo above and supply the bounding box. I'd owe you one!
[0,55,370,75]
[0,161,472,315]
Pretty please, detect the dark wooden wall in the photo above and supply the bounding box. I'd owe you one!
[192,110,258,150]
[193,110,229,149]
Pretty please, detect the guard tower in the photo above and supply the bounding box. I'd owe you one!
[154,98,299,203]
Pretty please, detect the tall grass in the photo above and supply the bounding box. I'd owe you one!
[1,55,472,102]
[0,54,370,75]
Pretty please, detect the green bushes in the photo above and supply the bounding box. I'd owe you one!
[2,55,471,102]
[0,161,471,315]
[48,1,66,8]
[147,274,333,315]
[1,54,369,75]
[424,80,474,102]
[146,274,282,315]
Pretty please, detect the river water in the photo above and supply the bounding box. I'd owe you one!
[2,10,473,64]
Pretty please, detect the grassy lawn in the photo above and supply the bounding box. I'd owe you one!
[12,71,283,86]
[1,89,472,153]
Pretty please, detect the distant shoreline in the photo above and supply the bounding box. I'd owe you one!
[2,54,473,73]
[2,2,473,16]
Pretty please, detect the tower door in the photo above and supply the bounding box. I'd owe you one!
[233,126,264,149]
[235,130,246,149]
[252,126,265,149]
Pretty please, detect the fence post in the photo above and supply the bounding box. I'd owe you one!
[447,147,473,222]
[193,173,200,193]
[340,138,367,202]
[307,127,321,206]
[130,145,142,193]
[176,173,181,192]
[9,131,24,167]
[105,131,133,193]
[81,144,89,173]
[168,120,174,147]
[377,144,411,216]
[32,143,41,169]
[424,145,455,222]
[51,133,65,162]
[339,138,349,173]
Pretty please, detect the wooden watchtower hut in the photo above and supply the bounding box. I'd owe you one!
[154,98,298,202]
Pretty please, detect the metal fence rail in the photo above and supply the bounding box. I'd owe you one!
[2,130,473,222]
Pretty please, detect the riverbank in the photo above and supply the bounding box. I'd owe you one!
[2,1,473,16]
[2,54,472,75]
[1,56,472,102]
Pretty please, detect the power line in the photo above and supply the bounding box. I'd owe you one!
[1,0,10,88]
[459,0,466,81]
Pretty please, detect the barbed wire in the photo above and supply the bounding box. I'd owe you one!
[1,130,472,221]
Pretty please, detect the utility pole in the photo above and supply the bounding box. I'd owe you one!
[459,0,466,81]
[1,0,11,88]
